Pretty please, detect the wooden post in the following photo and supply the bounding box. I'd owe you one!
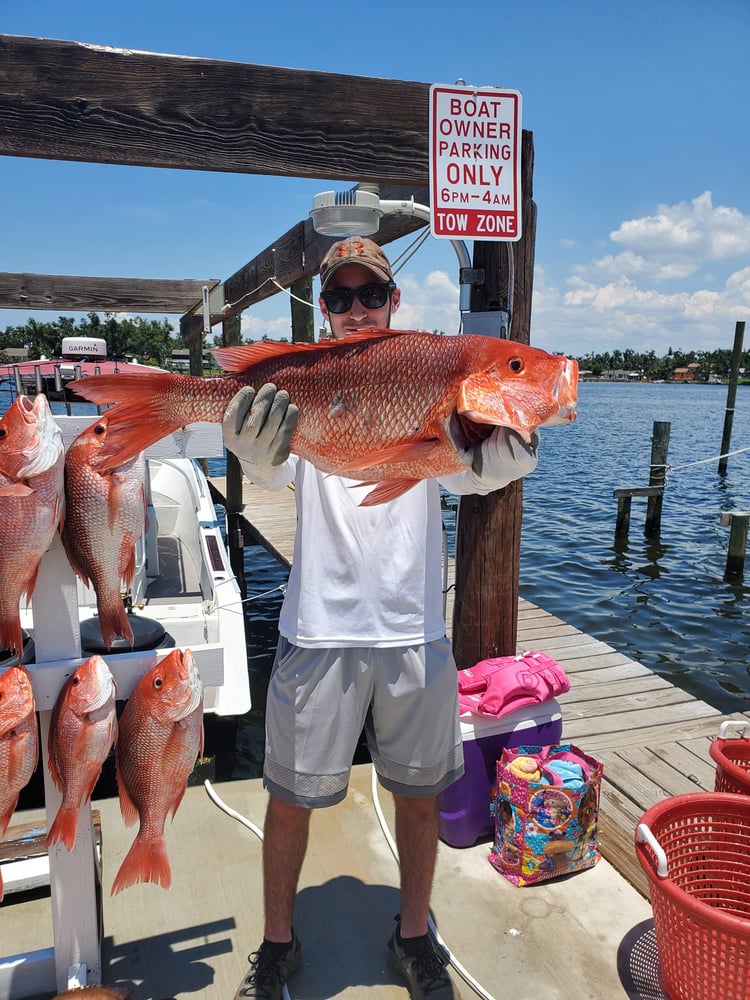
[645,421,670,538]
[719,321,745,476]
[290,273,315,344]
[723,512,749,581]
[615,495,632,539]
[222,315,246,594]
[452,131,536,668]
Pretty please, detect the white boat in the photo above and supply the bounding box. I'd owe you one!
[14,416,251,719]
[0,336,167,403]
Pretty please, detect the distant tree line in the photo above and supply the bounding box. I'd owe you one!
[1,315,747,382]
[0,314,293,368]
[0,313,177,366]
[572,346,749,381]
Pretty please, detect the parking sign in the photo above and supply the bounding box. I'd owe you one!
[429,84,522,241]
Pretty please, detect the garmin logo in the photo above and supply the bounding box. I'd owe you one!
[61,337,108,360]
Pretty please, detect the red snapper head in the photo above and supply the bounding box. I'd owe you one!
[138,648,203,725]
[0,394,63,480]
[0,666,36,737]
[0,396,43,478]
[60,655,117,717]
[457,340,579,441]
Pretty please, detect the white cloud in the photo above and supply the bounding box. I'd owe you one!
[241,311,295,341]
[524,193,750,356]
[611,191,750,264]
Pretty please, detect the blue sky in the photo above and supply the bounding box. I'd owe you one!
[2,0,749,358]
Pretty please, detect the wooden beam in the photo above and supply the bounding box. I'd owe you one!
[0,272,220,314]
[0,35,430,183]
[180,184,429,340]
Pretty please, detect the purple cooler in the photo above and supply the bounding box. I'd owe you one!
[439,699,563,848]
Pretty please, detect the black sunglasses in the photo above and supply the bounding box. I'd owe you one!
[321,281,395,314]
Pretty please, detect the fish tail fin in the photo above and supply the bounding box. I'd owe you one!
[46,806,79,852]
[97,598,134,650]
[0,612,25,658]
[70,373,202,472]
[110,833,171,895]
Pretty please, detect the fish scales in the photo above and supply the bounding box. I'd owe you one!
[61,417,147,649]
[112,648,203,894]
[0,666,38,901]
[0,395,65,654]
[47,655,118,851]
[71,329,578,505]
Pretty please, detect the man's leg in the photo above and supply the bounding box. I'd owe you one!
[263,795,312,941]
[393,792,440,937]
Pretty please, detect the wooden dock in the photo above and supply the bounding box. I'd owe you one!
[210,476,750,899]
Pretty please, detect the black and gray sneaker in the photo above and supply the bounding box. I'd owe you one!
[234,935,302,1000]
[387,923,461,999]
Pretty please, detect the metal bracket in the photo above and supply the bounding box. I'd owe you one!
[459,267,485,286]
[460,310,510,339]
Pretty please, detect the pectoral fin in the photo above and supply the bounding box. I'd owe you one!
[330,440,441,477]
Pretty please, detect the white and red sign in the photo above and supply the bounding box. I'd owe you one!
[429,84,522,241]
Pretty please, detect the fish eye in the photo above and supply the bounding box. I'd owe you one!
[154,676,163,689]
[71,676,80,686]
[94,422,106,436]
[509,357,524,373]
[0,427,6,439]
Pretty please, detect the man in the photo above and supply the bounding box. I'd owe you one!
[223,237,538,1000]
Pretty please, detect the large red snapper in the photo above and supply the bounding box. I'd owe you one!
[71,329,578,505]
[112,647,203,894]
[60,416,147,650]
[46,655,118,851]
[0,394,65,654]
[0,665,38,902]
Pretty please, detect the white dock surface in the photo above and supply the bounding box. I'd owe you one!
[1,764,652,1000]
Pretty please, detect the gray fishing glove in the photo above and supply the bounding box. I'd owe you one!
[222,383,299,482]
[470,427,539,491]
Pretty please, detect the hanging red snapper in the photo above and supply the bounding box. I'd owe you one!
[60,416,147,650]
[0,665,38,902]
[0,394,65,655]
[112,647,203,894]
[46,655,117,851]
[70,328,578,506]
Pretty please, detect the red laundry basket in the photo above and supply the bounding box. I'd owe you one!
[635,792,750,1000]
[710,720,750,795]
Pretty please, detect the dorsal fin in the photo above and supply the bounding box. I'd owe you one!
[212,327,411,373]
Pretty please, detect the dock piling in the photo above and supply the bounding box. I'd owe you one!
[645,421,670,537]
[718,321,745,476]
[721,510,749,581]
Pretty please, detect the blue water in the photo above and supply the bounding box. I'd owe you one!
[3,380,749,784]
[520,382,750,713]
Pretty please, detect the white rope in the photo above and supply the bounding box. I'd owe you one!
[369,767,498,1000]
[269,277,318,309]
[665,443,750,475]
[203,780,293,1000]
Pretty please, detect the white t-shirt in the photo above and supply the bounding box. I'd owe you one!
[243,456,488,648]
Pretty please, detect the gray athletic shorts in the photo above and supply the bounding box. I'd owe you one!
[263,635,465,808]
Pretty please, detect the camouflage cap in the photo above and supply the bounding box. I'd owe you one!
[319,237,394,290]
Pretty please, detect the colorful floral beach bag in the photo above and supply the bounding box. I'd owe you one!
[489,743,603,887]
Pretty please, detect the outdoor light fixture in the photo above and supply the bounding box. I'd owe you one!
[310,184,476,316]
[309,188,384,237]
